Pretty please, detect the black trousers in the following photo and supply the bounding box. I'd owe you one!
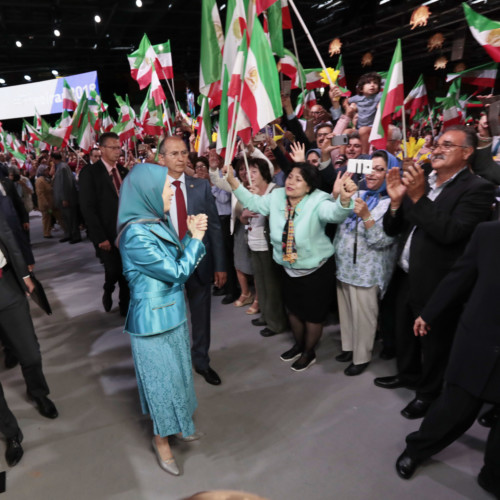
[393,268,458,400]
[406,383,500,492]
[0,383,21,440]
[185,272,211,371]
[219,215,238,295]
[0,268,49,398]
[99,247,129,306]
[59,204,80,241]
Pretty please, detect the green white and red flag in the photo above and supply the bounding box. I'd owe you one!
[335,55,347,88]
[23,121,42,143]
[62,79,78,111]
[263,2,284,57]
[111,119,135,143]
[140,85,164,136]
[101,109,115,133]
[279,48,306,89]
[240,17,282,137]
[200,0,224,104]
[446,61,498,88]
[256,0,277,14]
[161,101,174,135]
[41,122,73,149]
[217,0,248,152]
[294,90,317,118]
[196,95,213,154]
[4,138,26,165]
[404,74,428,119]
[304,68,328,89]
[369,39,404,150]
[463,3,500,63]
[114,94,136,123]
[436,78,464,128]
[153,40,174,79]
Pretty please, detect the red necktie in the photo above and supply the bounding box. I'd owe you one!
[111,167,122,195]
[172,180,188,239]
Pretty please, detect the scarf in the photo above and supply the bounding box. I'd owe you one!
[282,198,298,264]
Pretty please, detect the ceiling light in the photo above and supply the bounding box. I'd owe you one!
[136,0,143,6]
[54,29,61,37]
[94,14,101,23]
[422,0,438,5]
[379,0,390,4]
[0,78,5,85]
[15,40,22,48]
[220,3,226,9]
[24,75,31,81]
[52,70,59,76]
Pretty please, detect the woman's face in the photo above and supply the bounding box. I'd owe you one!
[306,152,320,168]
[249,165,267,189]
[364,156,387,191]
[424,134,433,148]
[285,167,310,200]
[238,164,248,184]
[162,177,174,213]
[195,162,209,180]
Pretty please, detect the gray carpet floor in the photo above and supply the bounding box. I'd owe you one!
[0,211,492,499]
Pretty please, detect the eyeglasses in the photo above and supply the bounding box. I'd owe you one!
[160,150,189,158]
[431,141,468,152]
[371,167,387,173]
[101,146,121,150]
[316,132,330,138]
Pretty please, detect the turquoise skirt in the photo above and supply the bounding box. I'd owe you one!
[130,321,197,437]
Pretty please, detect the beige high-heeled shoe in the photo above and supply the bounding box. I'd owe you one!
[152,438,180,476]
[246,300,260,315]
[234,293,254,307]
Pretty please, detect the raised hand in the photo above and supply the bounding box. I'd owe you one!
[289,142,305,163]
[386,167,406,208]
[339,173,358,207]
[332,170,352,200]
[402,164,426,204]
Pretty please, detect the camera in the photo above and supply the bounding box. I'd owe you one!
[331,134,348,146]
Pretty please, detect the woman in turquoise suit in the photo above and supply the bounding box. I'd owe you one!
[117,163,207,476]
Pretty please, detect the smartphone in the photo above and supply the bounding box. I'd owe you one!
[331,134,348,146]
[347,159,373,175]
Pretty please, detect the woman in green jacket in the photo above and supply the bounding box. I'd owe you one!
[226,162,357,372]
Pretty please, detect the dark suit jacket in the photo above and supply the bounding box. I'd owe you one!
[78,160,128,246]
[383,168,495,311]
[421,222,500,402]
[0,211,29,295]
[183,175,225,284]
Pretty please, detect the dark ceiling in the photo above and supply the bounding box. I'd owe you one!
[1,0,499,128]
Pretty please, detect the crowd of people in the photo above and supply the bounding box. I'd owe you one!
[0,74,499,496]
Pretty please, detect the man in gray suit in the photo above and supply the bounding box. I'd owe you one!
[158,136,226,385]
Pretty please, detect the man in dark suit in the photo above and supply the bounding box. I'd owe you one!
[158,136,226,385]
[395,221,500,497]
[0,211,59,465]
[374,125,495,419]
[79,132,129,316]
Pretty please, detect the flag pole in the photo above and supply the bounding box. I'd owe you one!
[427,104,435,139]
[287,0,334,87]
[290,27,306,94]
[401,102,408,157]
[242,147,252,187]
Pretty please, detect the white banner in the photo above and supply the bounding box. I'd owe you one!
[0,71,99,120]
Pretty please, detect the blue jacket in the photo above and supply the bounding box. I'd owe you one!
[119,221,206,336]
[234,185,353,270]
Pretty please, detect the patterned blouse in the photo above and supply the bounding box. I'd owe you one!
[334,195,397,297]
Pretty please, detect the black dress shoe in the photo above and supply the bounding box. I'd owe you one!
[4,351,19,369]
[5,437,23,467]
[102,291,113,312]
[30,395,59,419]
[379,348,396,360]
[395,451,420,479]
[59,237,70,243]
[212,287,226,297]
[478,406,500,428]
[195,367,221,386]
[401,398,432,420]
[335,350,353,362]
[260,327,277,337]
[69,237,82,244]
[221,294,238,305]
[344,362,369,376]
[374,375,409,389]
[251,318,267,327]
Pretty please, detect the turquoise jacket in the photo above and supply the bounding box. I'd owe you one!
[120,222,206,336]
[234,185,354,270]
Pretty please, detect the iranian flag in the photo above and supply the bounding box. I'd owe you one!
[101,110,115,133]
[62,79,78,111]
[112,119,135,143]
[335,55,347,88]
[240,18,282,136]
[41,122,73,149]
[438,79,464,128]
[404,74,428,119]
[23,121,42,143]
[263,1,286,57]
[153,41,174,79]
[369,39,404,150]
[256,0,277,14]
[128,34,158,88]
[140,85,164,136]
[279,49,306,89]
[305,68,328,89]
[463,3,500,63]
[217,0,248,152]
[295,90,316,118]
[196,95,213,154]
[200,0,224,101]
[446,61,498,88]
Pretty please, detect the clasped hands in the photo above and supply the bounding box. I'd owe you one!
[386,162,426,208]
[187,214,208,240]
